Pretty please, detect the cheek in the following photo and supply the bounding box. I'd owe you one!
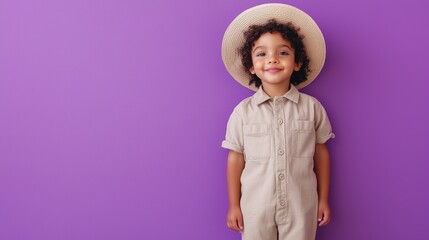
[252,59,263,68]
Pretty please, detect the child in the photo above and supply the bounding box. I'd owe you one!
[221,4,335,240]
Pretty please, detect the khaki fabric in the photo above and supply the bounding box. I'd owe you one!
[222,85,334,240]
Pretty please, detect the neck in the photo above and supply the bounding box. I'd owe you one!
[261,82,291,97]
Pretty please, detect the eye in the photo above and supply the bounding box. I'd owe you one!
[279,51,289,56]
[256,52,266,57]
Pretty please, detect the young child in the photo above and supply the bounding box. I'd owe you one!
[221,4,335,240]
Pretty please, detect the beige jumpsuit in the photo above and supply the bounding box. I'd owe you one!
[222,85,335,240]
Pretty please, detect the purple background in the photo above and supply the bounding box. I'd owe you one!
[1,0,428,239]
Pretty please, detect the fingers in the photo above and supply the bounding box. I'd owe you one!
[318,210,331,227]
[238,215,244,232]
[227,215,244,232]
[227,219,240,232]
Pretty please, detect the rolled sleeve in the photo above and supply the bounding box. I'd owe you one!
[314,101,335,144]
[221,108,244,153]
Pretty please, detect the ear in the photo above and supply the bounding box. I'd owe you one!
[249,66,255,74]
[294,62,303,71]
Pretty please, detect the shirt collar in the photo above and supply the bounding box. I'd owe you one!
[253,84,300,105]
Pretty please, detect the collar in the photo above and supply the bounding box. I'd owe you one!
[253,84,300,105]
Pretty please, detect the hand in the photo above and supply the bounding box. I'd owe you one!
[227,205,244,232]
[317,200,331,227]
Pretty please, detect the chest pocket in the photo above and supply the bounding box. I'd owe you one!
[243,124,271,161]
[293,120,316,158]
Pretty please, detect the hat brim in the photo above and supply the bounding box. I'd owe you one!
[222,3,326,91]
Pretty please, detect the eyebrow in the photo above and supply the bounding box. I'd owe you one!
[252,44,292,53]
[280,44,292,50]
[252,46,264,53]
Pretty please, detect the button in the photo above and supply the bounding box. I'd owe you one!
[279,174,285,180]
[278,149,284,155]
[280,200,286,206]
[278,119,284,125]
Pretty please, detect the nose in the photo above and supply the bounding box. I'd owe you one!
[268,55,279,64]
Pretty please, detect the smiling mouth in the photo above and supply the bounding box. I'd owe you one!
[265,68,282,73]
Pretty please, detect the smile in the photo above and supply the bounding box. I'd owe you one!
[265,68,282,73]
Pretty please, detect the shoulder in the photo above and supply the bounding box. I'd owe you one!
[298,92,323,106]
[231,95,254,115]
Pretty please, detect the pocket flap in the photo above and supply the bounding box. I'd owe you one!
[243,124,270,135]
[293,120,314,131]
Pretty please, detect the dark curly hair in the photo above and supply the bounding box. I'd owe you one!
[239,19,310,88]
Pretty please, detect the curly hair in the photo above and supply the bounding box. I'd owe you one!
[239,19,310,88]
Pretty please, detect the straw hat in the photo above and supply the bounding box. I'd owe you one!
[221,3,326,91]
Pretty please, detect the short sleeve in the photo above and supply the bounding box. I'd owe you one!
[221,108,244,153]
[314,101,335,144]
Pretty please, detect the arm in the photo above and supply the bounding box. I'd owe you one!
[314,143,331,227]
[226,150,245,232]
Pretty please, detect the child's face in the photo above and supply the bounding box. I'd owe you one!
[249,32,301,88]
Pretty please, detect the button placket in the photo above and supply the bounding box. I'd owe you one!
[273,97,288,224]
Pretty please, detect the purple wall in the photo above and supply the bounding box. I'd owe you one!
[1,0,428,239]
